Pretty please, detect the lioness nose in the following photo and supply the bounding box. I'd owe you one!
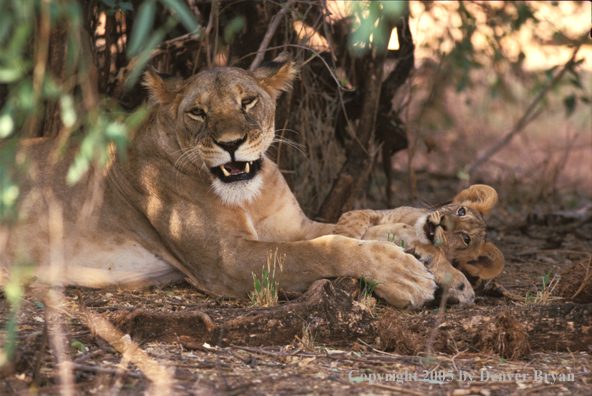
[214,135,247,157]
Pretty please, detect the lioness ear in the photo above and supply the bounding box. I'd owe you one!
[459,242,505,280]
[253,52,297,100]
[143,66,182,105]
[453,184,498,215]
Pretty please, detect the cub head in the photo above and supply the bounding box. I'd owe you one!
[144,52,296,205]
[423,185,504,281]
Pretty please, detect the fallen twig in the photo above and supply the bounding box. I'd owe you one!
[71,362,141,378]
[367,383,426,396]
[76,292,176,394]
[571,255,592,300]
[45,289,76,396]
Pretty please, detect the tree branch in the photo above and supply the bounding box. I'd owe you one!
[467,39,585,177]
[249,0,296,71]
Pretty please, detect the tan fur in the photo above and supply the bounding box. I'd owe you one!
[334,185,506,305]
[0,53,439,309]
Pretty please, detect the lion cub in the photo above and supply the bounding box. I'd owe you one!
[334,185,504,305]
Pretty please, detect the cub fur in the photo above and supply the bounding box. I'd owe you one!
[333,185,505,305]
[1,53,438,309]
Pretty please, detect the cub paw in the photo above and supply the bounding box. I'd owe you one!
[404,244,438,266]
[366,243,437,309]
[408,245,475,307]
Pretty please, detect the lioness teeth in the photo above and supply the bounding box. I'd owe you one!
[220,165,231,177]
[244,162,250,174]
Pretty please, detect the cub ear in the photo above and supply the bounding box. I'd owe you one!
[143,66,182,105]
[459,242,504,280]
[453,184,498,215]
[253,52,297,100]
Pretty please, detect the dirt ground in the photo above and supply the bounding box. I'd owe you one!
[1,173,591,395]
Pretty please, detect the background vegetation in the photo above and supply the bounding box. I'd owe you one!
[0,1,590,393]
[0,1,590,222]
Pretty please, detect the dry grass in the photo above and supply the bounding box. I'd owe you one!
[555,256,592,304]
[295,323,317,351]
[525,271,563,305]
[358,275,379,317]
[249,248,285,308]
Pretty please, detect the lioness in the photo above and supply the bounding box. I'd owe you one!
[2,53,465,309]
[334,185,505,304]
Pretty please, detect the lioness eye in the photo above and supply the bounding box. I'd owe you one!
[461,233,471,245]
[457,207,466,216]
[241,97,257,110]
[187,108,205,120]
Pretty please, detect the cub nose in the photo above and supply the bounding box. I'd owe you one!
[440,214,457,231]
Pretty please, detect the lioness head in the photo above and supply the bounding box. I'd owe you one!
[144,52,296,205]
[424,184,504,281]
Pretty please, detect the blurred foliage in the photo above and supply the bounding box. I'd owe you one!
[349,1,408,56]
[0,0,588,219]
[0,260,35,365]
[0,0,198,368]
[416,1,589,116]
[0,0,199,218]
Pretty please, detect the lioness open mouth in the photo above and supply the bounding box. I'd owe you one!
[210,158,262,183]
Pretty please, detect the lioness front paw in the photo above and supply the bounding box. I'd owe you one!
[363,242,437,309]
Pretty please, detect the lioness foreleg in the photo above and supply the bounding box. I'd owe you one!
[207,236,437,309]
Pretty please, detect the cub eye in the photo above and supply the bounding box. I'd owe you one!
[457,207,466,216]
[241,97,258,111]
[461,233,471,245]
[187,108,205,120]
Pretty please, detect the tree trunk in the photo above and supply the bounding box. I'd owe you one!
[315,48,388,223]
[316,15,415,220]
[38,25,68,138]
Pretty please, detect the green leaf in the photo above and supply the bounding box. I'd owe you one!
[33,300,45,308]
[100,0,117,8]
[160,0,199,32]
[348,2,407,56]
[105,122,128,150]
[568,77,582,90]
[60,95,77,128]
[125,27,168,89]
[119,2,133,12]
[70,340,87,353]
[573,58,585,66]
[67,155,90,185]
[563,94,576,117]
[0,68,23,83]
[456,166,470,181]
[544,65,558,80]
[223,15,245,43]
[1,184,19,209]
[0,113,14,138]
[127,1,156,57]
